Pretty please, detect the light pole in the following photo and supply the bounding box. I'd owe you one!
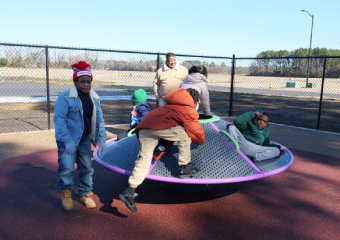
[301,10,314,86]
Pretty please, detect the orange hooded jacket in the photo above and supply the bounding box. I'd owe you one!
[135,88,205,145]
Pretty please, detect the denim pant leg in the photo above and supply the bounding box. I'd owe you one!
[76,135,94,196]
[57,140,77,190]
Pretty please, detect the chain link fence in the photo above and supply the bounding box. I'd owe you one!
[0,43,339,134]
[231,56,340,133]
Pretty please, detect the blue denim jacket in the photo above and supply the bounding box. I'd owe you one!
[53,85,107,147]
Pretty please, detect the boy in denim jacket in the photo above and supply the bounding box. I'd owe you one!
[53,61,107,211]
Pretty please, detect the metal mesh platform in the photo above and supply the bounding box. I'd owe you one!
[149,123,258,178]
[254,153,291,172]
[97,136,140,172]
[95,118,294,183]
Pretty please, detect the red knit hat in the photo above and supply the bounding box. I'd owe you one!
[71,61,93,81]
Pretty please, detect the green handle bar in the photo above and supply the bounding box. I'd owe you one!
[219,130,240,150]
[127,128,135,138]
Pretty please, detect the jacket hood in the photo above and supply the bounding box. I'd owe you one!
[136,102,152,110]
[183,73,208,84]
[164,88,195,108]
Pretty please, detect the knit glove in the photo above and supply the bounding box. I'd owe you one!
[65,141,77,154]
[99,142,106,152]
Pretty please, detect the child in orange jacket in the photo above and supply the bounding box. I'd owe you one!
[119,88,205,213]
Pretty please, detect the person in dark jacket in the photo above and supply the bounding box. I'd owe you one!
[227,109,285,162]
[117,89,152,141]
[119,88,206,213]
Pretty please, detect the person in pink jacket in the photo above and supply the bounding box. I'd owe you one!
[180,65,211,117]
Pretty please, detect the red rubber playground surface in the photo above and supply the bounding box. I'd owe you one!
[0,147,339,240]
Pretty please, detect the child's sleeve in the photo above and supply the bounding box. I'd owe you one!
[97,101,107,143]
[201,83,211,115]
[263,141,280,149]
[263,132,281,149]
[234,111,256,131]
[130,120,138,129]
[130,108,139,129]
[182,111,206,145]
[53,94,73,144]
[153,71,161,99]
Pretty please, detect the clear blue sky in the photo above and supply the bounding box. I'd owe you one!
[1,0,339,57]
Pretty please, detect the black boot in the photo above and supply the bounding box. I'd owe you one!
[178,165,200,179]
[119,189,138,213]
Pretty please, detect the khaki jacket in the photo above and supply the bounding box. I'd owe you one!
[153,65,188,100]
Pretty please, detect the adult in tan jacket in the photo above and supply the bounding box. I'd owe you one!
[153,52,188,106]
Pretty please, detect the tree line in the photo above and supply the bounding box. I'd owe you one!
[249,48,340,78]
[1,46,338,77]
[0,47,230,74]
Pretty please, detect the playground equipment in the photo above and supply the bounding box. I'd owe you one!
[94,114,294,191]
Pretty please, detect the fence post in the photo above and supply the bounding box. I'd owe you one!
[156,52,160,70]
[229,54,235,116]
[317,56,327,130]
[45,45,51,130]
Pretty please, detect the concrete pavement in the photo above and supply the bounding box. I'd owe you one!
[0,117,339,162]
[0,124,130,162]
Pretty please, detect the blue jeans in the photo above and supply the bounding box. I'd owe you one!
[57,135,94,196]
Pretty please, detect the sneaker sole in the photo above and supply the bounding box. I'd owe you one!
[119,194,137,213]
[80,200,96,209]
[82,204,96,209]
[62,204,73,211]
[178,170,200,179]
